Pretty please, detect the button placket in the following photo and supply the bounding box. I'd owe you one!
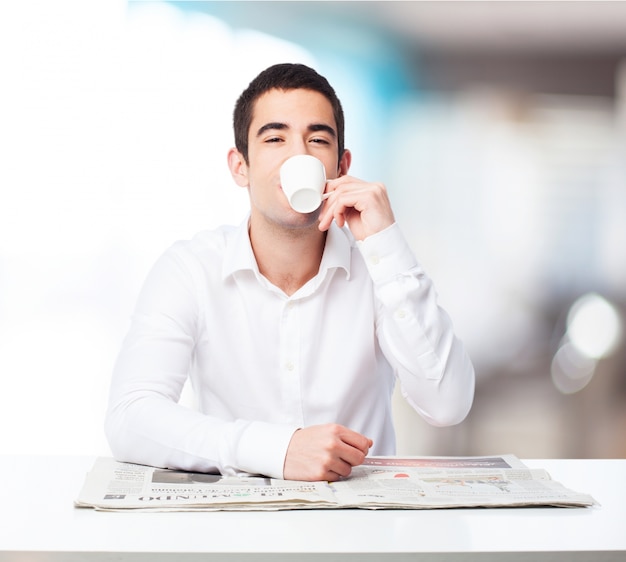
[278,298,303,423]
[282,300,299,373]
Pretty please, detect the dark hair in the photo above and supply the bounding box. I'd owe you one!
[233,63,345,164]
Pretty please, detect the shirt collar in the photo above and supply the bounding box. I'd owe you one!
[221,217,259,280]
[222,217,352,282]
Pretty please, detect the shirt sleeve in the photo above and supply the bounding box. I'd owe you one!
[104,245,297,479]
[357,223,475,427]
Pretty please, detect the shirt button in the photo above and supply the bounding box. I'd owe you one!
[369,255,380,266]
[285,361,295,372]
[396,309,407,319]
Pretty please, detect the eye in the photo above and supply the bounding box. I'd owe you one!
[310,137,331,145]
[264,136,283,144]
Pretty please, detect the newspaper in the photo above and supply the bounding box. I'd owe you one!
[74,455,597,512]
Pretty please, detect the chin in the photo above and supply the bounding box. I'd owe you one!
[283,208,322,230]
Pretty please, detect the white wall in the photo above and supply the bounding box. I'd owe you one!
[0,1,317,455]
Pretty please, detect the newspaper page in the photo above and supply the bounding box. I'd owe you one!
[75,455,597,512]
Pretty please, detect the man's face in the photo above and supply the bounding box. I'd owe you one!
[239,88,348,229]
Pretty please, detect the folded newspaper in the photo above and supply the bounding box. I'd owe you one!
[75,455,597,512]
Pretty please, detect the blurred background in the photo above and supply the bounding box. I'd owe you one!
[1,1,625,460]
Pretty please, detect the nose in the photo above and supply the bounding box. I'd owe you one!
[292,140,310,157]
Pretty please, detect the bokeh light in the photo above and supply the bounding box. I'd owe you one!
[567,293,622,359]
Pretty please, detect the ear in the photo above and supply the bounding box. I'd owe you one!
[227,148,249,187]
[338,149,352,177]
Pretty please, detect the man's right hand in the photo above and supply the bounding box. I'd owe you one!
[282,423,373,482]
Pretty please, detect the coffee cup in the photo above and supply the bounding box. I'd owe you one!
[279,155,327,213]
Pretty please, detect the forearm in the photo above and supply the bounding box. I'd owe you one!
[105,391,221,472]
[105,384,297,478]
[105,247,297,479]
[359,224,475,426]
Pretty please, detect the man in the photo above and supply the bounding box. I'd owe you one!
[105,63,474,482]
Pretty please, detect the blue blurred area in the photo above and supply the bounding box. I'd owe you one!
[171,1,414,94]
[168,1,415,180]
[168,1,626,459]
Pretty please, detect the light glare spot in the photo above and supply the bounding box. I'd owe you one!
[566,293,622,359]
[551,342,597,394]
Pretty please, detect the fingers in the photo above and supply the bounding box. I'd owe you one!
[318,185,361,230]
[338,426,374,458]
[318,177,358,230]
[318,176,395,240]
[283,424,373,482]
[320,428,372,481]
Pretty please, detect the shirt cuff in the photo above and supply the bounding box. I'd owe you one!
[356,223,419,284]
[233,421,299,479]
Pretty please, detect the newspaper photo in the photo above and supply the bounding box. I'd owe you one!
[75,455,597,512]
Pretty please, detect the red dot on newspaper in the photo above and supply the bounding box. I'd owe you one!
[394,473,410,478]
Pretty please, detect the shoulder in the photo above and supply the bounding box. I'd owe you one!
[145,224,240,289]
[166,224,238,262]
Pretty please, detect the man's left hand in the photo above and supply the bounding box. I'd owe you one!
[318,176,395,241]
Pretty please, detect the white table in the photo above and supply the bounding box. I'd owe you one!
[0,456,624,561]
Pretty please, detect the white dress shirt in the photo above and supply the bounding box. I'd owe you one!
[105,220,474,479]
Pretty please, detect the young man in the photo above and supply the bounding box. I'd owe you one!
[105,63,475,482]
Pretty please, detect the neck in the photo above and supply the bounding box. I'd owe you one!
[249,216,327,296]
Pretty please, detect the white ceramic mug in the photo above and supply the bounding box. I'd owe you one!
[279,155,327,213]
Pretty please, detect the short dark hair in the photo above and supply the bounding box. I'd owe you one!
[233,63,345,164]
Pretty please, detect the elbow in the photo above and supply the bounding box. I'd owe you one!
[427,391,473,427]
[104,405,124,460]
[434,361,475,427]
[104,401,138,462]
[414,357,475,428]
[436,338,475,426]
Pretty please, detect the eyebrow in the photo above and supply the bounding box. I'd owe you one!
[309,123,337,138]
[256,122,337,138]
